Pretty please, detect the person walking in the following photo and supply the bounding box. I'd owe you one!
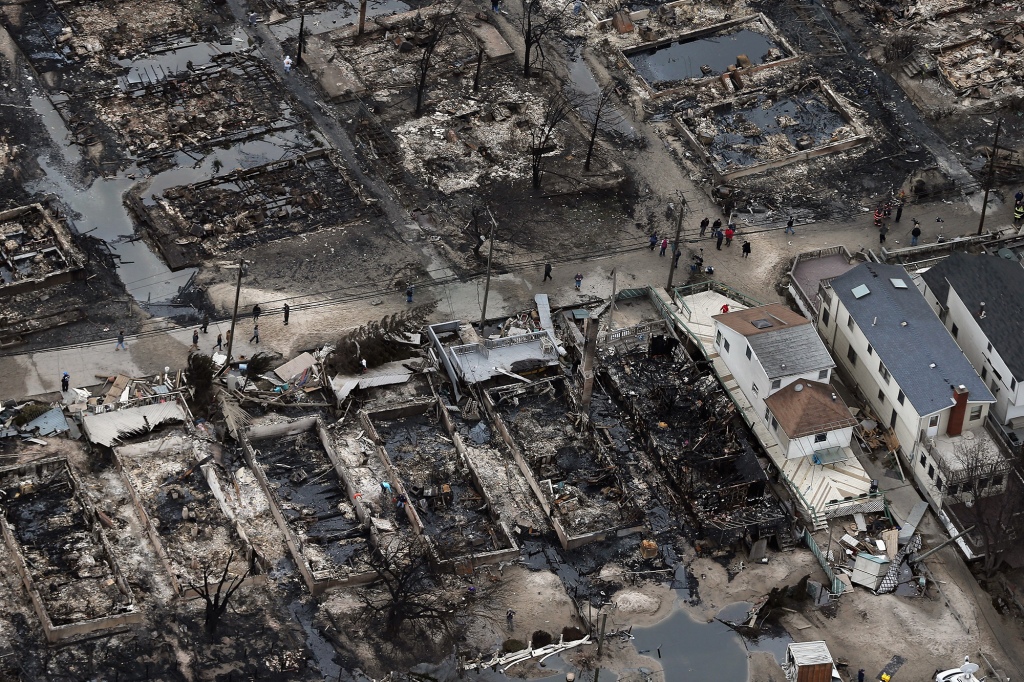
[249,324,260,345]
[214,333,223,351]
[191,329,200,350]
[659,237,669,256]
[715,229,724,251]
[406,285,414,303]
[894,201,903,223]
[543,263,552,281]
[283,55,293,72]
[785,217,795,234]
[225,329,232,348]
[61,372,70,393]
[201,313,209,333]
[673,249,683,268]
[491,0,500,11]
[742,241,751,258]
[574,273,583,290]
[911,224,922,246]
[252,304,261,321]
[699,217,709,237]
[879,224,888,244]
[506,608,516,631]
[1014,201,1024,225]
[724,226,735,246]
[649,232,658,251]
[283,303,290,326]
[115,330,127,351]
[712,218,722,234]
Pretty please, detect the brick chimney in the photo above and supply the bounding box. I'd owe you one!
[947,384,969,436]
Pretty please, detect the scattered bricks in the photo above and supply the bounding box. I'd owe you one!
[736,54,752,68]
[612,10,634,34]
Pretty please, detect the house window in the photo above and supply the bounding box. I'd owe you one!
[897,390,904,405]
[771,417,779,431]
[978,478,989,490]
[818,369,828,380]
[771,379,781,390]
[723,338,730,353]
[993,475,1004,487]
[752,383,760,396]
[981,367,988,380]
[891,409,899,428]
[822,309,831,326]
[987,342,993,352]
[1012,378,1017,391]
[879,362,891,384]
[716,330,722,345]
[948,483,959,496]
[814,433,827,443]
[745,345,752,360]
[878,389,885,402]
[920,453,927,467]
[936,476,943,491]
[951,323,959,338]
[867,344,873,355]
[765,407,771,421]
[847,315,855,331]
[991,379,999,394]
[929,415,939,428]
[928,464,935,479]
[847,345,858,366]
[969,405,982,421]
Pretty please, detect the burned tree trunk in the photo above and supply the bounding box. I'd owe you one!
[190,551,251,635]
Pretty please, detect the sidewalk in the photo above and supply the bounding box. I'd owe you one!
[0,320,273,399]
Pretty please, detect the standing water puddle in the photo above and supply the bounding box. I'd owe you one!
[117,28,250,85]
[565,59,638,141]
[632,600,793,680]
[627,29,780,85]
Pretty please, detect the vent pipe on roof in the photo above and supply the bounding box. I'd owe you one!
[979,301,986,319]
[872,316,877,326]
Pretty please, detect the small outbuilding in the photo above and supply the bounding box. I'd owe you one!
[786,641,839,682]
[851,552,891,591]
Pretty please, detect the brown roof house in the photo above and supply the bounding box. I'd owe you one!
[713,303,875,528]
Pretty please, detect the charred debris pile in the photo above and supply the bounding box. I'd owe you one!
[599,341,787,547]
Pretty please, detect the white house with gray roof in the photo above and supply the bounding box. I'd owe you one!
[817,262,995,510]
[918,252,1024,430]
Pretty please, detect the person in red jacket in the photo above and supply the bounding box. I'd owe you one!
[724,226,735,246]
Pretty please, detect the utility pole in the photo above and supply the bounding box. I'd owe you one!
[473,45,484,92]
[219,258,245,376]
[666,195,687,292]
[479,208,497,331]
[358,0,368,34]
[977,118,1002,236]
[608,269,617,331]
[296,7,306,66]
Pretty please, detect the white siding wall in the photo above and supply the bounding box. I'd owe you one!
[714,322,830,438]
[784,426,855,459]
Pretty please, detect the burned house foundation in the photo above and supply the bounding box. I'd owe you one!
[241,416,380,595]
[0,458,142,643]
[113,434,267,598]
[364,399,521,572]
[483,378,647,550]
[0,203,86,296]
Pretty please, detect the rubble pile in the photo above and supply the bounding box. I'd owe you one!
[0,203,85,292]
[495,379,645,537]
[249,428,375,581]
[0,459,135,627]
[115,436,254,590]
[600,344,785,544]
[375,411,515,558]
[138,150,368,268]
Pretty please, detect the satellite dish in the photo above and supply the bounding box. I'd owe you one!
[961,664,980,676]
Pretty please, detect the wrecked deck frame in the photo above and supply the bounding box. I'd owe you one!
[0,458,142,643]
[672,78,869,182]
[361,399,520,572]
[620,14,799,100]
[113,436,268,599]
[241,416,379,595]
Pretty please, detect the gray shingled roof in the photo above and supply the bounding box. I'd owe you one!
[748,324,835,379]
[832,263,993,415]
[920,252,1024,379]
